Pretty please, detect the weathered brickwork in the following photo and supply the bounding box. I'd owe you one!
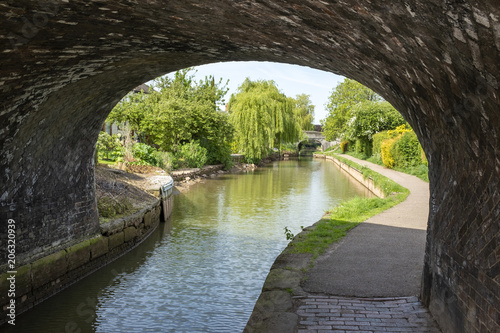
[0,1,499,332]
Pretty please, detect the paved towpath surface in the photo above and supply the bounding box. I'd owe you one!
[296,295,441,333]
[303,155,430,297]
[296,155,440,332]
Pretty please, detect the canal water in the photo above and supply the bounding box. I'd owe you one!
[6,158,372,333]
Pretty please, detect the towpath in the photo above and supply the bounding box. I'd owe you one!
[297,155,440,332]
[303,155,430,297]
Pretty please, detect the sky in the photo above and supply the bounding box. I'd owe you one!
[160,61,345,124]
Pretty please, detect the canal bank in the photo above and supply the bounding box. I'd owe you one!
[243,154,440,333]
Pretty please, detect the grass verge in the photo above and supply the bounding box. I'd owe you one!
[340,150,430,183]
[285,153,409,259]
[330,153,408,196]
[98,159,118,166]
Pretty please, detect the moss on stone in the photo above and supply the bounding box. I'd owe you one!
[124,226,138,242]
[97,196,133,219]
[108,232,125,250]
[31,250,68,289]
[66,240,91,254]
[90,236,109,260]
[14,264,32,296]
[66,240,91,271]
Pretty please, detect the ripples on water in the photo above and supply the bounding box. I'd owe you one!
[6,158,371,333]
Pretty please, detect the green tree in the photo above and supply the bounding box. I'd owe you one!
[107,68,234,167]
[321,78,379,141]
[345,101,406,156]
[107,90,150,142]
[96,132,123,161]
[228,79,301,162]
[293,94,315,131]
[141,69,232,151]
[346,101,407,143]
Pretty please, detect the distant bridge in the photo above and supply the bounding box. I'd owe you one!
[302,131,338,151]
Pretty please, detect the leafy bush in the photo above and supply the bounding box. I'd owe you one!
[245,155,260,164]
[340,140,349,153]
[96,132,124,161]
[354,138,372,157]
[381,137,397,168]
[201,139,233,170]
[387,124,412,137]
[281,142,299,154]
[230,140,239,154]
[132,143,158,166]
[346,100,407,144]
[154,151,177,171]
[176,141,207,168]
[379,130,423,169]
[391,131,422,168]
[372,131,390,160]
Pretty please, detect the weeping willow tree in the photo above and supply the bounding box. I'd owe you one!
[228,79,302,162]
[294,94,315,131]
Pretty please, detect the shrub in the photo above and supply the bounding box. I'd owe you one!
[381,137,397,168]
[96,132,124,161]
[387,124,412,137]
[176,141,208,168]
[230,140,239,154]
[372,131,390,160]
[281,142,299,154]
[132,143,158,166]
[391,131,422,168]
[340,140,349,153]
[201,139,233,170]
[154,151,177,171]
[354,138,372,157]
[245,155,260,164]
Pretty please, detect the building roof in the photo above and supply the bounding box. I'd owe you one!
[132,84,150,94]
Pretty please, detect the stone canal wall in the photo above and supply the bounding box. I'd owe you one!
[0,197,169,326]
[313,154,385,198]
[170,164,225,182]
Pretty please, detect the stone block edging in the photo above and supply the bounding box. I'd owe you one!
[0,199,163,326]
[170,164,224,181]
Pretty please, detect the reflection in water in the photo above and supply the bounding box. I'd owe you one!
[6,158,372,333]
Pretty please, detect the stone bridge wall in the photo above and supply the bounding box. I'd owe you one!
[303,131,337,151]
[1,1,499,332]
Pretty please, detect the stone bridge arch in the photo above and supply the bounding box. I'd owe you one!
[302,130,337,151]
[1,2,499,332]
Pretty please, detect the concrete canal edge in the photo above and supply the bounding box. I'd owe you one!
[318,153,385,198]
[0,178,174,326]
[243,153,394,333]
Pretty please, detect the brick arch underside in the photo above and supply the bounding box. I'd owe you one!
[1,1,499,332]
